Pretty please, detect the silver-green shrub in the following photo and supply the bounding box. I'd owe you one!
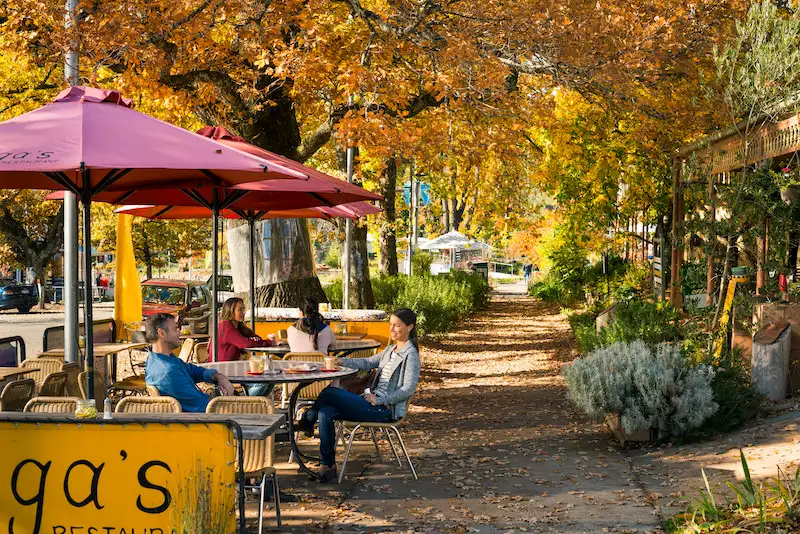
[563,340,718,439]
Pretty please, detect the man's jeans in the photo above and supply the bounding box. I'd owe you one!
[303,386,392,466]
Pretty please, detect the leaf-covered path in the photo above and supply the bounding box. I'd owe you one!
[266,293,663,533]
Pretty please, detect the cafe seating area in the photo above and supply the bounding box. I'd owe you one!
[0,317,418,531]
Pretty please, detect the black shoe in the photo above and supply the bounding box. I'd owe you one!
[294,418,315,438]
[319,465,337,483]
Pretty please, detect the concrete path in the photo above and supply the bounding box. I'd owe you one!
[253,293,800,533]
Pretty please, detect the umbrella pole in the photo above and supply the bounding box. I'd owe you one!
[211,190,219,363]
[248,216,256,332]
[81,182,95,400]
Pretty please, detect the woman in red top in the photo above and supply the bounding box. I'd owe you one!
[214,297,274,397]
[214,297,272,362]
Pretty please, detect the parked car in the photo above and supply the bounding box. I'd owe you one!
[206,270,235,305]
[141,279,212,333]
[0,279,37,313]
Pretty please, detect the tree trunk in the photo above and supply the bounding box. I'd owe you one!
[441,198,450,232]
[378,157,398,276]
[33,263,47,309]
[143,243,154,279]
[789,229,799,280]
[348,221,375,309]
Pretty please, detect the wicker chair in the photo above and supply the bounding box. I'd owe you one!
[115,396,182,413]
[62,362,82,397]
[146,385,161,397]
[277,328,289,342]
[0,378,36,411]
[77,371,88,399]
[178,338,196,362]
[336,413,418,484]
[193,342,210,364]
[206,396,280,531]
[39,371,68,396]
[281,352,330,408]
[24,396,80,413]
[21,358,64,388]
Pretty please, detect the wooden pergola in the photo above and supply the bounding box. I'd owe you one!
[670,107,800,307]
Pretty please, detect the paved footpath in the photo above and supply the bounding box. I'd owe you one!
[259,292,800,533]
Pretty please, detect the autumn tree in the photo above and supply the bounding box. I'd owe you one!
[0,192,63,307]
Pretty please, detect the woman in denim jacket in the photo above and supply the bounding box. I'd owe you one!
[297,308,420,482]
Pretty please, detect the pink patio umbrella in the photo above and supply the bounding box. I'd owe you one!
[113,200,382,355]
[0,85,308,394]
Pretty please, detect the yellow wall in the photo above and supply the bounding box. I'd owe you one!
[253,320,391,348]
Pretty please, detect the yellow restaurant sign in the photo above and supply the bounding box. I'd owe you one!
[0,421,237,534]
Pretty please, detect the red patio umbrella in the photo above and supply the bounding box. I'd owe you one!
[0,85,307,394]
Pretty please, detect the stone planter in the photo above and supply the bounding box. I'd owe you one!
[604,413,656,447]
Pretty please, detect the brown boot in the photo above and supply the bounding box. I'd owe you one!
[319,464,337,483]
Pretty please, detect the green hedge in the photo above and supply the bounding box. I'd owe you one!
[324,272,489,338]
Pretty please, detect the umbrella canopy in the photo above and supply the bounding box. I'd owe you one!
[198,126,380,202]
[0,86,307,194]
[113,201,381,220]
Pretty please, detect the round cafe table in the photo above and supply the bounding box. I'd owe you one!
[200,359,357,481]
[243,339,382,359]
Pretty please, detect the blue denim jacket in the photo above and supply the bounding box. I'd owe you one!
[145,351,217,413]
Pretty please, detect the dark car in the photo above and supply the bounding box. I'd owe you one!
[141,279,212,333]
[0,279,37,313]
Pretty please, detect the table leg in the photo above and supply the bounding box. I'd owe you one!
[287,380,322,482]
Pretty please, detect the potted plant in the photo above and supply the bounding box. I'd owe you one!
[563,340,718,445]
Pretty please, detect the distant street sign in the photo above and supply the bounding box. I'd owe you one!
[402,182,431,206]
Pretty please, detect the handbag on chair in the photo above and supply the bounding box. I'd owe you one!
[339,368,379,395]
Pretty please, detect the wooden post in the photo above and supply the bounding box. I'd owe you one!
[670,159,684,308]
[707,173,716,299]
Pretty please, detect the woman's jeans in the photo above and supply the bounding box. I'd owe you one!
[302,386,392,467]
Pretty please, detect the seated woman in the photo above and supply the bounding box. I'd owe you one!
[296,308,420,482]
[213,297,273,396]
[287,296,335,354]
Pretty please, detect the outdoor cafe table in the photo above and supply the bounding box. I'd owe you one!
[243,338,382,359]
[200,359,357,481]
[0,367,35,388]
[38,342,150,399]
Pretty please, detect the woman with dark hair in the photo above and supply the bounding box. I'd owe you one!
[213,297,273,397]
[213,297,273,362]
[296,308,421,482]
[287,296,335,354]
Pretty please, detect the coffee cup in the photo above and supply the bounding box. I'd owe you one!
[267,333,276,343]
[249,356,264,373]
[324,356,336,370]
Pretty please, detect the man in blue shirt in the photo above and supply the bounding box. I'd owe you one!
[144,313,234,412]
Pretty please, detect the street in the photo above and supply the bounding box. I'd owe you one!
[0,304,115,356]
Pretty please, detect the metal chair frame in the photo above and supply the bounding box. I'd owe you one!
[206,396,280,532]
[336,418,418,484]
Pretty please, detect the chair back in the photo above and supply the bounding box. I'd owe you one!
[0,378,36,411]
[77,371,88,399]
[115,396,182,413]
[277,328,288,341]
[206,396,274,470]
[62,362,82,397]
[21,358,64,386]
[0,335,26,366]
[146,385,161,397]
[193,342,210,364]
[24,396,80,413]
[39,371,68,396]
[178,338,196,362]
[283,352,330,400]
